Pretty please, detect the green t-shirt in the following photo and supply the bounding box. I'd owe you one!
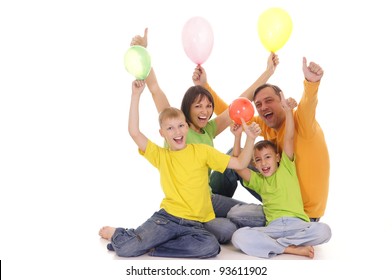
[185,120,216,147]
[244,152,310,224]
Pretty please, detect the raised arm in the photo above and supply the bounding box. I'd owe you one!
[238,52,278,100]
[302,57,323,83]
[192,65,229,114]
[194,53,279,116]
[280,91,294,160]
[230,122,252,181]
[295,57,323,137]
[192,53,278,137]
[128,80,148,152]
[144,67,171,113]
[131,28,171,113]
[227,120,260,170]
[231,123,242,158]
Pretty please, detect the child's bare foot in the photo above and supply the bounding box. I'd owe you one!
[284,245,314,258]
[99,226,116,240]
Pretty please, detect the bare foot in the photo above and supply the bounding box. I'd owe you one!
[99,226,116,240]
[284,245,314,258]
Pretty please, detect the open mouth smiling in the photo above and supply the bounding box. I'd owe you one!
[263,112,273,120]
[173,136,184,144]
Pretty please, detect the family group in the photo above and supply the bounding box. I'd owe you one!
[99,28,331,259]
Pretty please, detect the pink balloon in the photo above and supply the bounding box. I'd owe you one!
[182,16,214,65]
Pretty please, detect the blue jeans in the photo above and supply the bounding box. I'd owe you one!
[203,194,241,244]
[227,203,266,228]
[212,193,243,217]
[108,209,220,258]
[204,194,266,244]
[232,217,332,258]
[209,148,262,202]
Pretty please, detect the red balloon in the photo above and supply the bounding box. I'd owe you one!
[229,97,255,124]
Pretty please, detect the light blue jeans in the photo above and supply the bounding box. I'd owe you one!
[204,194,266,244]
[232,217,332,258]
[227,203,266,228]
[107,209,220,258]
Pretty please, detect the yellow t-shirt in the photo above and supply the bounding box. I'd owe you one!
[206,80,329,218]
[140,140,231,222]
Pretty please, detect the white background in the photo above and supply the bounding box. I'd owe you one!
[1,0,391,279]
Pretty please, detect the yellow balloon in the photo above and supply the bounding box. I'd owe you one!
[257,7,293,52]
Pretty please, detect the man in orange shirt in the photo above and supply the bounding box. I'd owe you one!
[197,57,329,221]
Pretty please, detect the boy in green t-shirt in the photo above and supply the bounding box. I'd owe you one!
[230,91,331,259]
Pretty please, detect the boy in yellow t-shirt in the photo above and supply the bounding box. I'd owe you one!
[98,80,260,258]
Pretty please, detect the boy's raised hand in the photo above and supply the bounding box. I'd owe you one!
[286,97,298,110]
[132,80,146,95]
[280,91,291,112]
[230,122,243,138]
[241,119,261,140]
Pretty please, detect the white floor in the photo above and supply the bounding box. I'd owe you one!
[98,236,334,260]
[93,181,391,279]
[95,216,389,279]
[97,186,337,261]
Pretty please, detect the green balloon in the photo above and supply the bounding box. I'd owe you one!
[124,46,151,79]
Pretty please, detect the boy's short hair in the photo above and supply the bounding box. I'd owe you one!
[159,107,185,126]
[254,140,278,154]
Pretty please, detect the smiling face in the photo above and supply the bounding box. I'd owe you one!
[159,108,189,151]
[253,140,280,177]
[188,95,213,132]
[181,86,215,133]
[253,86,285,130]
